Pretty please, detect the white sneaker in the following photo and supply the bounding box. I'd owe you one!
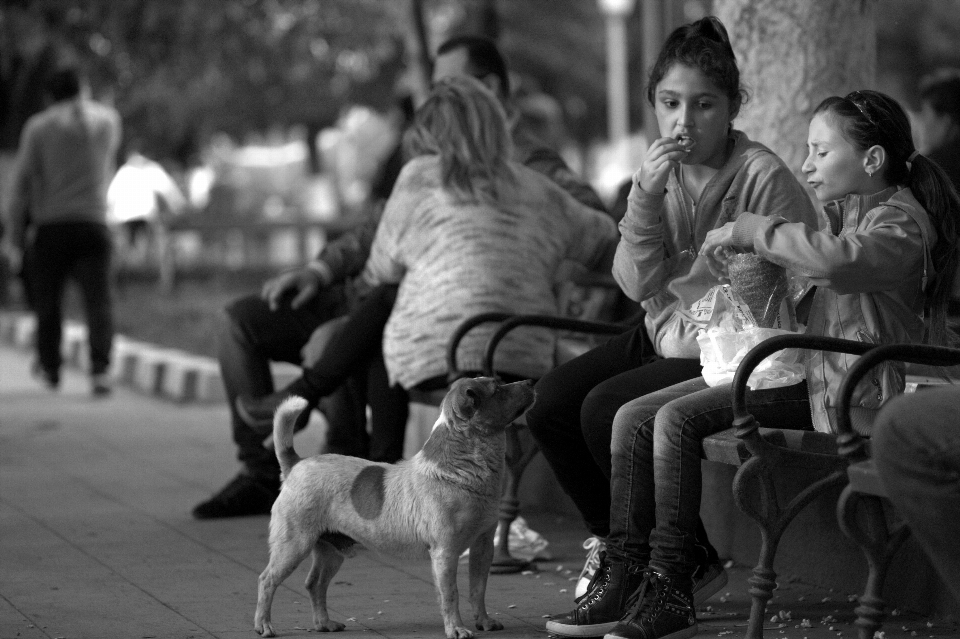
[574,536,606,599]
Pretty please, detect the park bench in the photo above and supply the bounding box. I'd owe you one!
[470,324,958,637]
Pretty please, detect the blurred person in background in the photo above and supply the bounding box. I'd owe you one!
[915,69,960,192]
[106,140,189,275]
[1,65,121,396]
[914,70,960,318]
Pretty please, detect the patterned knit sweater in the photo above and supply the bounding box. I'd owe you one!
[363,155,618,389]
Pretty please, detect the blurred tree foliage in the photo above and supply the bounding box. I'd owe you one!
[0,0,647,169]
[0,0,407,165]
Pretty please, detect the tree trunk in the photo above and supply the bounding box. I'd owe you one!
[715,0,877,176]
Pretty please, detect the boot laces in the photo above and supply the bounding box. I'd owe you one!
[623,569,661,620]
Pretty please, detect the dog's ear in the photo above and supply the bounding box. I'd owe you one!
[452,384,480,421]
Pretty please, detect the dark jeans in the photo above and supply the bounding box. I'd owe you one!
[287,284,408,462]
[219,287,363,477]
[524,323,704,543]
[611,377,812,574]
[873,386,960,601]
[31,222,113,376]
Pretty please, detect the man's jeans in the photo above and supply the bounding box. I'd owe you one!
[31,222,113,376]
[873,386,960,601]
[609,377,812,573]
[218,288,363,477]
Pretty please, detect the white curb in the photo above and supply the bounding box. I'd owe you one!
[1,311,309,406]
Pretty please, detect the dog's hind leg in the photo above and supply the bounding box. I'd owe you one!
[467,525,503,632]
[430,547,472,639]
[255,533,315,638]
[305,539,346,632]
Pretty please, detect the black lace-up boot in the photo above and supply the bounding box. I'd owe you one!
[603,569,697,639]
[546,552,647,637]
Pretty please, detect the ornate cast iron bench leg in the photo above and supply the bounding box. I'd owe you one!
[730,334,878,639]
[490,423,541,573]
[837,484,911,639]
[480,313,630,573]
[732,452,848,639]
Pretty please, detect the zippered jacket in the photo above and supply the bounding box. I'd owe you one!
[614,130,820,358]
[733,186,935,434]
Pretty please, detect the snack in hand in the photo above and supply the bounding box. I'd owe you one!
[726,253,789,328]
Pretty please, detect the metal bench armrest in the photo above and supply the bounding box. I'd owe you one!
[834,342,960,461]
[481,313,637,377]
[730,334,874,461]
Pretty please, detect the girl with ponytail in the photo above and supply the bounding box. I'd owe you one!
[538,16,820,639]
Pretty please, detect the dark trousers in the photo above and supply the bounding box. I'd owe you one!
[524,322,715,560]
[30,222,114,376]
[218,288,364,477]
[290,284,409,463]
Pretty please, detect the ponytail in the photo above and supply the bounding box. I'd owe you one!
[906,154,960,345]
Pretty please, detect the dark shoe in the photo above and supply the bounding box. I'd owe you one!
[235,391,292,434]
[91,373,112,397]
[603,570,697,639]
[692,560,727,606]
[192,473,280,519]
[545,553,646,637]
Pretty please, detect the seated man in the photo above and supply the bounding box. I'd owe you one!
[234,34,610,426]
[236,74,617,437]
[191,213,391,519]
[198,35,610,521]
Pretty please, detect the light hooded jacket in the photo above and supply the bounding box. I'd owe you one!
[733,186,935,434]
[614,130,820,359]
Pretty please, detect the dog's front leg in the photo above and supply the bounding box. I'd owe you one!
[430,547,472,639]
[468,525,503,632]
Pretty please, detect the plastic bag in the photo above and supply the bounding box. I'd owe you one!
[689,284,805,390]
[697,325,805,389]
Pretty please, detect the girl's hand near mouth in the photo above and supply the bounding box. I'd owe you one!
[636,136,696,194]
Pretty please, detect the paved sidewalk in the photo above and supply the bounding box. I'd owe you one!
[2,344,958,639]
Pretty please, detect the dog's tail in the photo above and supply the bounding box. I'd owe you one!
[274,396,309,480]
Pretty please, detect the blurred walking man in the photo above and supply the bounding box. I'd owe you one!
[2,66,121,395]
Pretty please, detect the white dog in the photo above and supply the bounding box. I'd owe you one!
[254,377,536,638]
